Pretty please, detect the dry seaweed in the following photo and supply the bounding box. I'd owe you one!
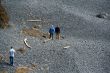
[0,3,9,28]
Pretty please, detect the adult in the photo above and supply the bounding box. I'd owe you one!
[55,25,61,40]
[9,46,16,66]
[49,25,55,40]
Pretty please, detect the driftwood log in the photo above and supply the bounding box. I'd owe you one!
[24,38,32,48]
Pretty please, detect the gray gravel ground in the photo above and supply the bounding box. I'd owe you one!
[0,0,110,73]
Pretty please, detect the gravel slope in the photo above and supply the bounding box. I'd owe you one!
[0,0,110,73]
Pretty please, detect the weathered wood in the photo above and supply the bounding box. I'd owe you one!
[27,19,42,22]
[24,38,32,48]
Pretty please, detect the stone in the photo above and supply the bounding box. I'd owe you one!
[96,13,108,19]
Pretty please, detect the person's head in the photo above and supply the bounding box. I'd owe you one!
[11,46,13,49]
[51,25,54,27]
[51,25,54,28]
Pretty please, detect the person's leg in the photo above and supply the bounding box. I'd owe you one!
[10,56,12,65]
[56,33,57,39]
[52,33,53,40]
[56,33,60,40]
[56,33,58,39]
[11,57,14,66]
[58,33,60,40]
[10,56,11,65]
[49,33,52,39]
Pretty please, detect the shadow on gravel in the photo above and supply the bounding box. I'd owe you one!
[0,62,9,73]
[0,61,10,67]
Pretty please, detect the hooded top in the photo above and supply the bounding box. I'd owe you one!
[49,25,55,34]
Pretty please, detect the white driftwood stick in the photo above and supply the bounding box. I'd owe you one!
[27,20,42,22]
[24,38,32,48]
[63,46,70,49]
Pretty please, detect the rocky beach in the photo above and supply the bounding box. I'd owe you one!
[0,0,110,73]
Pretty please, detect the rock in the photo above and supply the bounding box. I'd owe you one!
[96,13,108,19]
[42,35,47,38]
[30,63,38,69]
[61,36,65,39]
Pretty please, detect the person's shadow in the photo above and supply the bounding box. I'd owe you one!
[0,61,10,72]
[0,60,11,68]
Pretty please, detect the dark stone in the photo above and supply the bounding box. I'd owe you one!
[96,13,108,19]
[42,35,46,38]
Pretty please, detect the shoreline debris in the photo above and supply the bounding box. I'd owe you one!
[63,46,70,49]
[27,19,42,22]
[24,38,32,48]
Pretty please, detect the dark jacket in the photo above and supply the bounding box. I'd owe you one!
[55,27,60,33]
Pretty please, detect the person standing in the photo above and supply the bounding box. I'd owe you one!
[9,46,16,66]
[55,25,61,40]
[49,25,55,40]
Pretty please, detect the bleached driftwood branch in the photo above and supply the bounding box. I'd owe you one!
[24,38,32,48]
[27,19,42,22]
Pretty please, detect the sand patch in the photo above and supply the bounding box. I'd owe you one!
[21,28,49,39]
[15,66,32,73]
[16,48,26,54]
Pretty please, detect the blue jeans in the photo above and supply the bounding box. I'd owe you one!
[10,56,14,66]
